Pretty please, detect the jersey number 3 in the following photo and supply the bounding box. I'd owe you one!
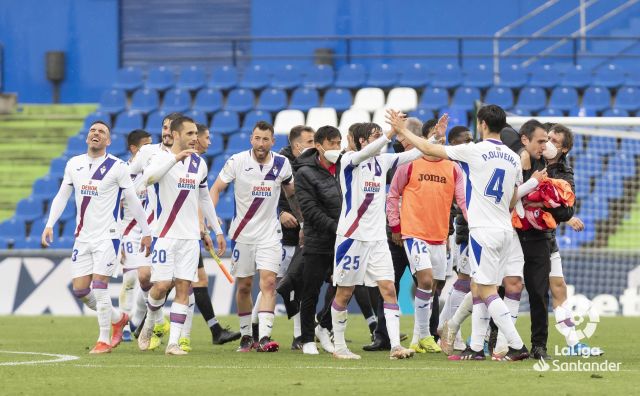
[484,168,505,203]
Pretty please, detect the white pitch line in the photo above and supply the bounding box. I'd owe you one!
[0,350,80,366]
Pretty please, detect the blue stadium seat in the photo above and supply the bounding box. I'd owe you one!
[335,64,367,89]
[270,64,301,90]
[568,108,596,117]
[162,88,191,113]
[130,88,160,114]
[509,108,531,116]
[211,110,240,135]
[145,66,175,91]
[145,110,168,131]
[64,135,87,157]
[289,88,320,111]
[438,107,468,128]
[562,217,595,246]
[83,111,110,130]
[484,86,514,108]
[419,87,448,110]
[61,219,77,238]
[498,64,528,89]
[608,153,636,178]
[586,136,617,156]
[624,69,640,87]
[0,218,27,244]
[571,133,584,156]
[113,66,144,91]
[463,64,493,89]
[193,88,223,114]
[594,64,626,88]
[573,153,603,178]
[516,86,546,113]
[579,198,609,220]
[256,88,287,112]
[614,86,640,112]
[593,173,624,199]
[225,88,255,113]
[241,110,272,133]
[366,63,398,89]
[621,138,640,155]
[49,156,68,179]
[537,108,563,116]
[13,237,43,250]
[109,135,129,157]
[398,63,430,88]
[450,87,480,111]
[185,109,208,126]
[31,176,60,202]
[302,64,334,89]
[239,64,270,90]
[177,65,206,91]
[215,194,235,220]
[14,198,43,222]
[431,63,462,89]
[323,88,352,112]
[208,65,238,90]
[408,108,436,120]
[561,65,592,89]
[548,87,578,112]
[573,176,590,199]
[227,132,250,152]
[98,89,126,114]
[602,108,629,117]
[59,199,76,223]
[113,111,144,135]
[273,135,289,151]
[207,133,224,157]
[528,64,559,88]
[210,154,231,175]
[581,86,611,112]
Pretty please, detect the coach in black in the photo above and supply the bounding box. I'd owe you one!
[294,126,343,354]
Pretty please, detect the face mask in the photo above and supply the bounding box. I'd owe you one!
[320,148,341,164]
[392,140,405,153]
[542,140,558,160]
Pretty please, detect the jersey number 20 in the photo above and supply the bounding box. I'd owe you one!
[484,168,505,203]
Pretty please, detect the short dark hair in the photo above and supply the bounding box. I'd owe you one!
[542,122,556,132]
[352,122,381,151]
[196,123,209,136]
[127,129,152,152]
[314,126,342,145]
[162,112,183,127]
[170,115,195,134]
[90,120,111,134]
[477,105,507,133]
[348,123,362,136]
[549,123,574,153]
[253,121,274,135]
[421,119,438,138]
[519,119,546,140]
[448,125,471,142]
[289,125,314,144]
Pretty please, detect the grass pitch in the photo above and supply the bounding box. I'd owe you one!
[0,315,638,395]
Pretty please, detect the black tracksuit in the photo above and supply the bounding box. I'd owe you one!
[278,145,300,247]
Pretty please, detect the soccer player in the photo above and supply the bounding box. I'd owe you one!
[331,119,423,360]
[118,129,153,342]
[210,121,302,353]
[386,120,467,354]
[137,116,225,355]
[41,121,153,354]
[184,123,240,350]
[391,105,529,361]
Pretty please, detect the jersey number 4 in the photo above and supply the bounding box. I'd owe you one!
[484,168,505,204]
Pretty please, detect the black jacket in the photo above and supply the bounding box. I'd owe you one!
[278,145,300,246]
[294,148,343,254]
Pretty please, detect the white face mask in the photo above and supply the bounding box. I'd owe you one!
[542,140,558,160]
[318,147,341,164]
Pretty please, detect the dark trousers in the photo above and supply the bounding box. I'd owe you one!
[300,252,334,343]
[373,240,412,342]
[521,236,552,348]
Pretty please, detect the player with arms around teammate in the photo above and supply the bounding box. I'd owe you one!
[210,121,303,353]
[137,116,226,355]
[42,121,153,354]
[331,120,423,360]
[391,105,529,361]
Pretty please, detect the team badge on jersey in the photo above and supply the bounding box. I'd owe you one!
[100,165,107,175]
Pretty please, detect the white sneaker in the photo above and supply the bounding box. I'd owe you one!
[390,345,415,360]
[440,320,459,356]
[165,343,188,355]
[333,348,361,360]
[302,342,319,355]
[137,325,153,351]
[315,325,335,353]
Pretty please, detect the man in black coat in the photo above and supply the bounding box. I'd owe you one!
[294,126,344,355]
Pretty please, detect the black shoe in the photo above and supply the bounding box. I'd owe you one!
[236,335,255,352]
[505,345,530,361]
[488,326,498,355]
[133,314,146,339]
[252,323,259,340]
[452,346,486,361]
[291,336,303,350]
[256,336,279,352]
[368,321,377,336]
[363,337,391,352]
[531,345,550,360]
[212,324,242,345]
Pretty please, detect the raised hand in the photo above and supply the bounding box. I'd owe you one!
[175,149,197,162]
[434,113,449,139]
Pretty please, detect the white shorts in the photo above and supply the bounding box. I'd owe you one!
[455,240,471,275]
[70,239,119,279]
[230,240,282,278]
[502,230,524,279]
[120,234,151,270]
[333,236,394,287]
[549,251,563,277]
[403,237,447,281]
[468,228,512,286]
[150,238,200,283]
[277,245,296,278]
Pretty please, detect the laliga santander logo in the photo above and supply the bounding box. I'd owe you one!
[554,296,600,343]
[533,357,550,372]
